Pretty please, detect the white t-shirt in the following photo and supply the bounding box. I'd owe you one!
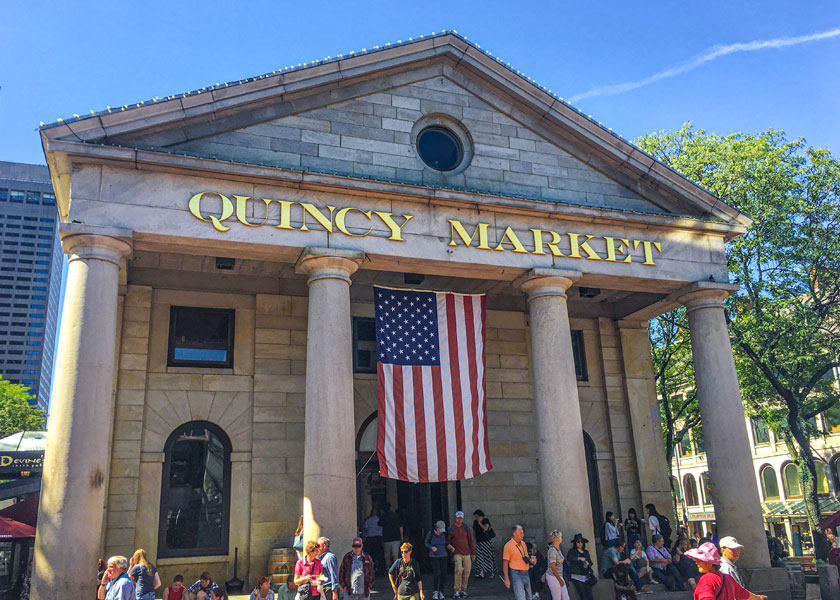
[648,515,660,536]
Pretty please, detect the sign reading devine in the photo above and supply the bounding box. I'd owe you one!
[189,191,663,266]
[0,451,43,474]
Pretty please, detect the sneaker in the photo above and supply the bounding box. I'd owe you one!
[461,592,469,598]
[454,592,460,598]
[435,592,442,599]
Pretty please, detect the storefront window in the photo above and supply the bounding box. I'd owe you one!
[158,421,231,557]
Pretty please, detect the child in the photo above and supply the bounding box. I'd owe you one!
[612,564,636,600]
[163,575,185,600]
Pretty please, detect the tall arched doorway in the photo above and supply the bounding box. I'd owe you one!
[355,413,451,571]
[583,432,603,537]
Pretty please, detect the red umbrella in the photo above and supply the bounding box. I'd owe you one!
[0,494,39,527]
[0,515,36,539]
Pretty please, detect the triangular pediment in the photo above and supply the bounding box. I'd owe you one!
[40,32,750,229]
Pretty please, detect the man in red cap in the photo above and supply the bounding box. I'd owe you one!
[684,542,767,600]
[339,537,375,600]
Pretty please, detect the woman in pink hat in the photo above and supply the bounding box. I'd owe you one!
[683,543,766,600]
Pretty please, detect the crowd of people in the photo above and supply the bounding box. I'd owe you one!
[85,500,780,600]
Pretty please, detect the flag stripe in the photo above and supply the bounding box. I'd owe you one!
[477,295,491,472]
[463,296,481,477]
[377,362,389,478]
[393,369,407,481]
[445,293,467,480]
[412,365,429,483]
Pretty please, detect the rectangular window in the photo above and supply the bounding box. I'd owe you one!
[26,192,40,204]
[752,418,771,444]
[353,317,377,374]
[43,193,56,206]
[9,191,24,203]
[571,330,588,381]
[0,190,7,201]
[167,306,235,368]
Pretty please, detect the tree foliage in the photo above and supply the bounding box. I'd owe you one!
[638,124,840,557]
[0,378,45,438]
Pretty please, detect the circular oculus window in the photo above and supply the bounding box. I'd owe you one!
[416,126,463,171]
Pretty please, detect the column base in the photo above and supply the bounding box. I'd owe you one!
[742,566,792,600]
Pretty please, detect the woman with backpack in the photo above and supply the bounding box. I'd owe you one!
[683,542,767,600]
[425,521,449,600]
[644,504,672,546]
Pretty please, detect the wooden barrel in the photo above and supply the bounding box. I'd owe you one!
[269,547,297,587]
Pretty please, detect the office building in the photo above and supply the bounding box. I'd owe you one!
[0,161,61,411]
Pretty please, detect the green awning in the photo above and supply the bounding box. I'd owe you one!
[761,497,840,517]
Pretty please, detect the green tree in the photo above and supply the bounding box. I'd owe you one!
[0,378,46,438]
[650,308,700,522]
[637,124,840,558]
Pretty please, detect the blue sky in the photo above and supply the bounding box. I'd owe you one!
[2,0,838,165]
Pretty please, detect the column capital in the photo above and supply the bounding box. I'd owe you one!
[295,247,365,285]
[515,267,582,300]
[59,223,133,266]
[676,281,740,313]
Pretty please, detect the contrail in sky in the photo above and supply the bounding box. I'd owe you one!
[568,26,840,103]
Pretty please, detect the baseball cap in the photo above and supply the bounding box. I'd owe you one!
[719,536,743,549]
[455,510,464,518]
[435,520,446,530]
[352,537,363,547]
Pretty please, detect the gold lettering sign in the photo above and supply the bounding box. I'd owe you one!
[188,191,412,241]
[447,219,662,266]
[188,192,663,266]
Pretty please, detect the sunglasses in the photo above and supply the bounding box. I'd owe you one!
[401,550,411,554]
[352,545,362,548]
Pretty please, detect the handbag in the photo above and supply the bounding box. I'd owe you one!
[296,582,312,600]
[486,527,496,540]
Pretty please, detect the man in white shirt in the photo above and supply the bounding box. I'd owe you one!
[719,536,744,586]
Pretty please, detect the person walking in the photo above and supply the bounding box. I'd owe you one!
[98,556,136,600]
[250,577,276,600]
[364,509,385,574]
[128,549,161,600]
[645,535,684,591]
[388,542,424,600]
[718,537,744,586]
[425,521,449,600]
[294,541,324,600]
[503,525,536,600]
[381,503,404,567]
[545,530,569,600]
[684,542,767,600]
[447,511,475,598]
[318,537,340,600]
[339,537,375,600]
[472,510,496,579]
[565,534,595,600]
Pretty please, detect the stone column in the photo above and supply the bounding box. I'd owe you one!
[679,282,770,569]
[518,268,596,548]
[617,321,674,519]
[32,226,131,600]
[295,247,364,555]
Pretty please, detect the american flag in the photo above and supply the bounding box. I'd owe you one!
[374,286,491,483]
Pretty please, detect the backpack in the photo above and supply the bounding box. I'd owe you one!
[658,514,672,542]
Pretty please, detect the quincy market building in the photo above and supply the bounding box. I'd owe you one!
[33,33,788,599]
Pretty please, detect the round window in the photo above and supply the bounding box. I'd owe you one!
[416,126,463,171]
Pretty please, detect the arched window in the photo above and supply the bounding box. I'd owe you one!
[816,461,829,495]
[700,472,713,505]
[760,465,780,500]
[683,474,699,507]
[158,421,232,558]
[783,463,803,499]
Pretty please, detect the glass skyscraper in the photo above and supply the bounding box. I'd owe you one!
[0,161,62,411]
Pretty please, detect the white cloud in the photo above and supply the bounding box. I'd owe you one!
[568,26,840,103]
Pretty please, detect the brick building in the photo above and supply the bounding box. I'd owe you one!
[32,33,788,599]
